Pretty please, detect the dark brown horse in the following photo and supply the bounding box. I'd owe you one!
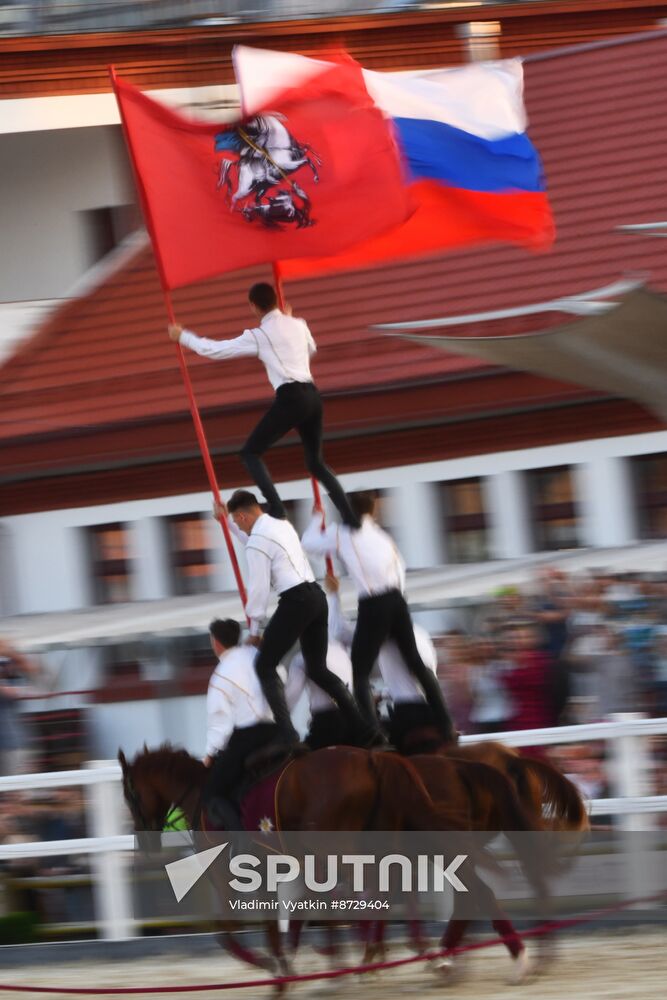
[357,753,551,980]
[117,744,469,978]
[409,753,553,980]
[391,731,588,978]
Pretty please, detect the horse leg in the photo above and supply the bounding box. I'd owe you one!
[267,919,295,985]
[306,157,319,183]
[288,919,304,954]
[432,918,468,981]
[408,918,427,954]
[362,919,386,965]
[216,923,275,972]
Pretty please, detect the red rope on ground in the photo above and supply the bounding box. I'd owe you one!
[2,889,665,995]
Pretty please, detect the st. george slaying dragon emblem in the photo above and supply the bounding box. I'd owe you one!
[214,114,321,230]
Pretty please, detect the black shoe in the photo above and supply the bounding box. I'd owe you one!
[368,733,392,750]
[356,725,389,749]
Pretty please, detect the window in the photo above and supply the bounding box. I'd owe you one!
[87,523,133,604]
[527,466,580,551]
[79,203,141,266]
[167,513,215,596]
[632,454,667,539]
[441,478,489,563]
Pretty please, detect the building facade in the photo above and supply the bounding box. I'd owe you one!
[3,6,667,757]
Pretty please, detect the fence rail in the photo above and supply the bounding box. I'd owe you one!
[1,714,666,939]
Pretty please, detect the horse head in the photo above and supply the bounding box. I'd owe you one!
[118,745,206,834]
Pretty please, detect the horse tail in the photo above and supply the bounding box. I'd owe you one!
[368,752,468,832]
[453,759,537,833]
[508,754,589,831]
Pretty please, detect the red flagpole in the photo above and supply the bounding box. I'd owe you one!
[110,66,247,610]
[272,262,335,577]
[165,294,248,609]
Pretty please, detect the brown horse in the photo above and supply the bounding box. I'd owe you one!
[448,740,589,832]
[394,722,589,833]
[118,744,470,978]
[389,729,588,979]
[410,753,555,980]
[359,753,550,980]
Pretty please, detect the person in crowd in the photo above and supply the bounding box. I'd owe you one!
[467,638,515,735]
[501,621,556,738]
[568,622,634,721]
[0,639,40,776]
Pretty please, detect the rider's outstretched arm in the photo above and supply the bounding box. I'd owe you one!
[179,328,259,361]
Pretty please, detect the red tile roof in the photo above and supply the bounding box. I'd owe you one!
[3,29,667,512]
[2,3,664,99]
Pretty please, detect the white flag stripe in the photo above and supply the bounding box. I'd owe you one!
[233,46,527,140]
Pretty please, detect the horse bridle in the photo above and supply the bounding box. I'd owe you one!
[124,773,155,832]
[125,771,198,832]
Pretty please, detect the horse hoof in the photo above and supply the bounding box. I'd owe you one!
[278,958,295,979]
[508,947,534,984]
[430,956,455,979]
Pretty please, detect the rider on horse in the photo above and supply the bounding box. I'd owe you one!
[203,618,283,831]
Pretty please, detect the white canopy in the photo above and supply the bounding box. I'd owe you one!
[377,283,667,421]
[3,541,667,653]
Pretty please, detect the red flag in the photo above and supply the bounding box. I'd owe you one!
[112,65,412,290]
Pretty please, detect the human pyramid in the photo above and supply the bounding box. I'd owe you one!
[168,282,456,829]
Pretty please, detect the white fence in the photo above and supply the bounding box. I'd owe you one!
[0,714,666,940]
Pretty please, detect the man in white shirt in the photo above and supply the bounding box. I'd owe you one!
[224,490,376,747]
[284,573,355,749]
[169,282,359,527]
[302,491,455,743]
[325,572,445,750]
[203,618,279,830]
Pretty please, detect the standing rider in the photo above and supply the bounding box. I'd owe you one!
[169,283,359,527]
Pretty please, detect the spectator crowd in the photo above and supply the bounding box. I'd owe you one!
[430,565,667,814]
[434,566,667,735]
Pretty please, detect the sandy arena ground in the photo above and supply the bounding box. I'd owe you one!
[1,930,666,999]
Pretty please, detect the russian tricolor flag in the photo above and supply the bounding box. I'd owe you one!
[233,47,554,279]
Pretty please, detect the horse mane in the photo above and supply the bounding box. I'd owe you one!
[131,743,206,784]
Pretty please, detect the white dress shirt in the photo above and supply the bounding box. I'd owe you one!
[285,640,353,715]
[378,626,438,704]
[206,645,274,756]
[180,309,316,391]
[302,514,406,598]
[232,513,316,636]
[326,591,355,648]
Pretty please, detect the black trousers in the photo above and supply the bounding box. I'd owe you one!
[240,381,359,527]
[351,589,455,741]
[204,722,281,803]
[203,722,281,833]
[255,582,369,742]
[306,707,350,750]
